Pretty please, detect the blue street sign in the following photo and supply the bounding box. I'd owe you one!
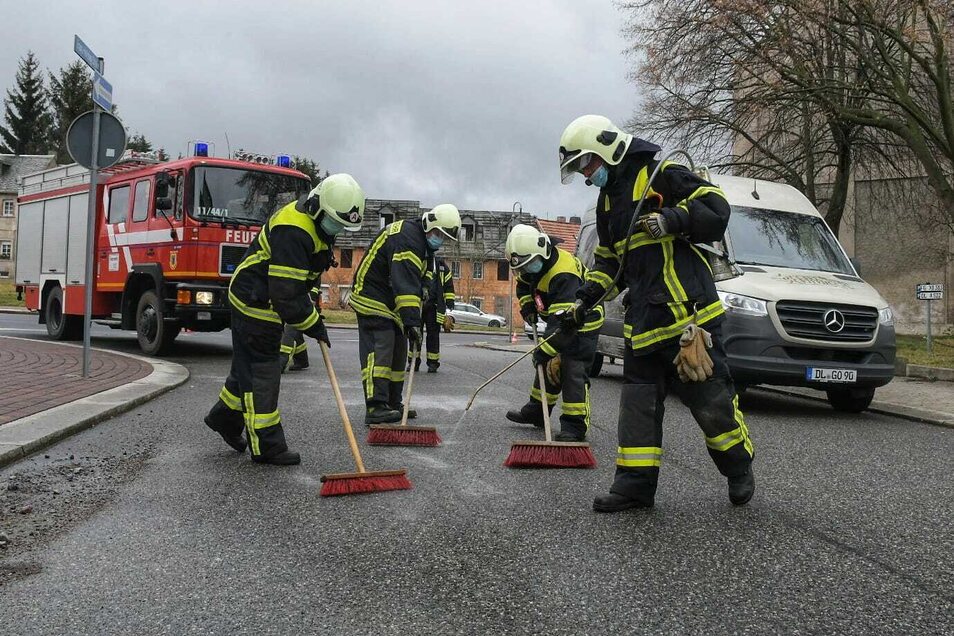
[92,72,112,110]
[74,35,100,72]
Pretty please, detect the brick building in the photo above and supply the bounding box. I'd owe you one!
[0,155,56,281]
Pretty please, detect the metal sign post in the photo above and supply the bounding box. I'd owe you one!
[916,283,944,355]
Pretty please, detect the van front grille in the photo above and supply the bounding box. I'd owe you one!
[220,245,248,276]
[775,300,878,343]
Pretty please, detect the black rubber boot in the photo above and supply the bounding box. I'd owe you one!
[426,363,439,374]
[390,404,417,419]
[287,362,309,372]
[505,402,547,428]
[555,430,585,442]
[204,415,247,453]
[728,469,755,506]
[414,358,422,372]
[252,450,301,466]
[592,492,654,513]
[365,407,402,425]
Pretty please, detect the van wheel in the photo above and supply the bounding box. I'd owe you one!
[45,286,82,341]
[826,388,875,413]
[136,290,177,356]
[589,354,604,378]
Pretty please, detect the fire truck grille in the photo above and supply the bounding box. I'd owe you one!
[775,300,878,343]
[220,245,249,276]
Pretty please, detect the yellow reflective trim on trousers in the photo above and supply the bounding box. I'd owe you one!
[393,250,425,272]
[563,402,587,415]
[228,289,282,324]
[219,386,242,411]
[443,293,455,300]
[705,426,746,452]
[268,264,310,281]
[251,410,280,429]
[426,352,440,361]
[243,392,260,456]
[362,353,375,399]
[625,299,724,349]
[294,342,308,354]
[734,394,754,457]
[394,294,422,310]
[530,386,559,405]
[291,310,320,331]
[391,369,406,382]
[372,366,392,379]
[616,446,663,467]
[280,344,294,355]
[661,240,689,321]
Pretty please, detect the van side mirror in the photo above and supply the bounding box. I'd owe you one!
[156,197,173,211]
[850,258,861,276]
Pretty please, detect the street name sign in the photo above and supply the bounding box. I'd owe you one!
[73,35,100,72]
[92,72,113,111]
[917,283,943,300]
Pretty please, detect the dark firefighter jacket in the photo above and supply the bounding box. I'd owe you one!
[579,140,730,354]
[227,198,334,335]
[350,219,428,328]
[518,247,604,358]
[423,258,455,324]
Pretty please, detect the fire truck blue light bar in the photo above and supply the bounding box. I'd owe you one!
[275,154,291,168]
[194,142,209,157]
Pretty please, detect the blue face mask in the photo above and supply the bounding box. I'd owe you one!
[588,164,609,188]
[319,214,345,236]
[426,234,444,250]
[523,258,543,274]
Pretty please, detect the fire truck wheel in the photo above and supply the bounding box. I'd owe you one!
[136,289,178,356]
[45,285,82,341]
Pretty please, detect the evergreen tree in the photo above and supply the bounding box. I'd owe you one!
[292,156,322,184]
[48,60,93,163]
[127,133,154,152]
[1,51,52,155]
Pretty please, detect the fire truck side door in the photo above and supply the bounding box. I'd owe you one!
[152,170,186,273]
[99,182,132,289]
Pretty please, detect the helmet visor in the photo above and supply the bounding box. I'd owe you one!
[326,205,363,232]
[559,149,595,184]
[509,253,540,271]
[437,224,459,241]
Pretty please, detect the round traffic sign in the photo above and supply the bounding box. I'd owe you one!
[66,110,127,169]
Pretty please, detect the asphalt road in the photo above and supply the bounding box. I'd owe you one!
[1,312,952,635]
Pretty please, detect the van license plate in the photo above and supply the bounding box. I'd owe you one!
[806,367,857,383]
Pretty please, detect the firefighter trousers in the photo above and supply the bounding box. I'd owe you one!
[357,315,408,412]
[527,332,597,439]
[279,324,309,371]
[205,312,289,459]
[611,325,753,504]
[409,303,441,368]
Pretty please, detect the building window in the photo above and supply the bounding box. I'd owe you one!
[380,211,395,228]
[472,260,483,279]
[472,297,483,310]
[2,200,13,217]
[0,270,8,278]
[132,180,151,222]
[497,260,509,281]
[0,240,11,260]
[108,185,130,224]
[451,261,461,278]
[340,248,353,268]
[461,221,475,241]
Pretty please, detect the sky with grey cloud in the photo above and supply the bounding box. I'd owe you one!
[1,0,640,218]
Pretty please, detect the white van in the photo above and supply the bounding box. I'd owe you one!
[576,174,896,413]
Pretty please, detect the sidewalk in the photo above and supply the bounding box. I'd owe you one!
[467,340,954,429]
[0,336,189,466]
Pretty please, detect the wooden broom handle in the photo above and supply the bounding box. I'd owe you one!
[319,341,366,474]
[401,342,418,428]
[531,323,553,443]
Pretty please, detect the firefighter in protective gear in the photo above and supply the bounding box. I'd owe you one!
[559,114,754,510]
[204,173,365,465]
[504,224,604,442]
[351,203,461,424]
[279,285,321,372]
[410,258,455,373]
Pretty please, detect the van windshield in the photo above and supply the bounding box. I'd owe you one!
[727,206,854,275]
[189,166,310,226]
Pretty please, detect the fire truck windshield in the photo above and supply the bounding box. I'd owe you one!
[190,166,310,226]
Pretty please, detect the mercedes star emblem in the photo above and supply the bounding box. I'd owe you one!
[823,309,846,333]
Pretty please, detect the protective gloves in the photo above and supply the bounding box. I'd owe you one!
[640,212,670,239]
[545,355,562,385]
[305,318,330,349]
[405,325,423,349]
[519,302,538,324]
[532,346,552,369]
[560,299,588,332]
[673,323,714,382]
[446,300,455,310]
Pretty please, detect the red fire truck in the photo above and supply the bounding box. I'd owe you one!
[14,150,311,355]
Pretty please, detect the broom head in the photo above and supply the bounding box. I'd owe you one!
[367,424,442,447]
[319,469,411,497]
[504,440,597,469]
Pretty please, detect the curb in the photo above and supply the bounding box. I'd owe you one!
[326,323,515,337]
[0,307,32,315]
[0,341,190,468]
[467,341,533,353]
[752,386,954,430]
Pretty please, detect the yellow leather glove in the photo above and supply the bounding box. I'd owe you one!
[545,355,562,385]
[673,324,714,382]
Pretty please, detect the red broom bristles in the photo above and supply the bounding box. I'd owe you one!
[366,426,441,447]
[319,471,412,497]
[504,443,597,469]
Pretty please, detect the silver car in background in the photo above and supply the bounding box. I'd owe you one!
[446,302,508,328]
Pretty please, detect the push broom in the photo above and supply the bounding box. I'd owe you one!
[318,342,412,497]
[503,322,596,469]
[366,343,441,446]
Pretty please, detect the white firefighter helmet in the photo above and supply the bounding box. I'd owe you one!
[422,203,461,240]
[505,223,551,270]
[305,173,365,231]
[559,114,633,184]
